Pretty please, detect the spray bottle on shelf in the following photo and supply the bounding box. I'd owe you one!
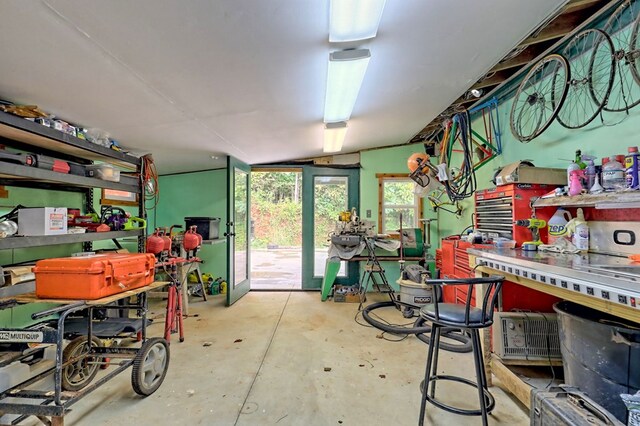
[575,150,587,169]
[585,159,597,192]
[625,146,640,189]
[568,169,586,196]
[566,208,589,253]
[567,161,581,187]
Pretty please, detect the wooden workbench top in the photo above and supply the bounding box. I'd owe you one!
[1,281,169,306]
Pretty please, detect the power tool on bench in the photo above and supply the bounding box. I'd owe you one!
[514,218,547,251]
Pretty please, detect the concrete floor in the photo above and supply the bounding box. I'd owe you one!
[64,292,529,426]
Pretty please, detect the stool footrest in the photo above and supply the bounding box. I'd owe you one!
[421,375,495,416]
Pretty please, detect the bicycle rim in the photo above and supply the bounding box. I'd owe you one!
[557,29,615,129]
[510,54,570,142]
[629,12,640,85]
[602,0,640,112]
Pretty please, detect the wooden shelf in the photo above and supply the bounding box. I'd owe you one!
[0,110,140,169]
[532,191,640,208]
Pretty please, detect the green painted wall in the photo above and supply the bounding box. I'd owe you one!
[360,146,438,288]
[437,98,640,240]
[155,169,228,279]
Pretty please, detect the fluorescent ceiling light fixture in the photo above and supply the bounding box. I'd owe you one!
[324,121,348,153]
[324,49,371,123]
[330,0,386,42]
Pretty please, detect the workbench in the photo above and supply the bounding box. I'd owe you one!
[0,281,169,425]
[467,248,640,410]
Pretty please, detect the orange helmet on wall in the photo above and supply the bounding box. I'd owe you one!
[407,153,430,173]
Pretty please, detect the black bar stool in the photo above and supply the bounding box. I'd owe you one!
[418,276,504,426]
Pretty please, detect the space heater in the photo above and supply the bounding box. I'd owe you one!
[493,312,562,362]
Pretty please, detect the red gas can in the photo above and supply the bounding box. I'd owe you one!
[34,253,155,300]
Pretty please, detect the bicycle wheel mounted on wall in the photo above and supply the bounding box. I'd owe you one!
[602,0,640,112]
[510,54,570,142]
[556,29,615,129]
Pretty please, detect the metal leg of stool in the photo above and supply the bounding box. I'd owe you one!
[419,324,438,426]
[471,328,489,426]
[473,329,490,394]
[429,325,442,398]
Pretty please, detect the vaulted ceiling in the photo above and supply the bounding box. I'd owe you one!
[0,0,569,173]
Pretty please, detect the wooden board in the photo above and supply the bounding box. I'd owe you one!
[492,355,533,410]
[1,281,169,305]
[495,355,563,367]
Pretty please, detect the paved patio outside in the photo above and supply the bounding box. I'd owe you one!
[250,248,345,290]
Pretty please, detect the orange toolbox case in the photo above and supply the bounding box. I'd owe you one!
[34,253,156,300]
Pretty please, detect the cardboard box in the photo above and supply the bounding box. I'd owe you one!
[18,207,68,236]
[495,161,566,186]
[2,266,35,286]
[333,285,361,303]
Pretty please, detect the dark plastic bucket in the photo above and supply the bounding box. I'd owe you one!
[554,301,640,422]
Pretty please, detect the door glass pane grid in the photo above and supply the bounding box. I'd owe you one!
[234,168,248,287]
[313,176,348,277]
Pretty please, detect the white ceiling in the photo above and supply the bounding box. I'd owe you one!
[0,0,567,174]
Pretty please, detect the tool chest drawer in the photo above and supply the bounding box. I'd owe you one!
[34,253,155,299]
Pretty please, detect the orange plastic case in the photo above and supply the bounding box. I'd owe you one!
[34,253,156,300]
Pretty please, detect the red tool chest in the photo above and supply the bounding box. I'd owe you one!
[437,184,561,311]
[34,253,156,300]
[440,237,492,305]
[475,184,557,245]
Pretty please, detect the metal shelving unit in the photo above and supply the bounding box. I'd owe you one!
[0,230,144,250]
[0,110,140,169]
[0,161,139,193]
[0,109,146,256]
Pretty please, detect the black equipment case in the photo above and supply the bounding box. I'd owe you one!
[531,386,623,426]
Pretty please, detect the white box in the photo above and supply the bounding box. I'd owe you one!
[18,207,68,236]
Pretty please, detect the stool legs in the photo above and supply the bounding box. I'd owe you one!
[471,329,489,426]
[418,324,439,426]
[418,326,494,426]
[429,325,441,399]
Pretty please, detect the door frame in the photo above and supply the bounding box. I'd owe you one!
[226,156,251,306]
[301,166,360,289]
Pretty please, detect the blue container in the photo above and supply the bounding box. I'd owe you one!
[625,147,640,189]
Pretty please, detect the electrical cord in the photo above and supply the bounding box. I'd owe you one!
[512,309,556,389]
[142,154,159,211]
[358,300,472,352]
[440,112,477,202]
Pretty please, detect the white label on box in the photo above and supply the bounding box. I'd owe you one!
[0,331,44,343]
[49,213,65,231]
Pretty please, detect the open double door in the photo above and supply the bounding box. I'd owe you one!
[225,157,359,306]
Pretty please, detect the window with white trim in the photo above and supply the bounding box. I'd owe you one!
[377,174,422,234]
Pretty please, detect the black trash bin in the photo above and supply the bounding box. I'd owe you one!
[554,301,640,422]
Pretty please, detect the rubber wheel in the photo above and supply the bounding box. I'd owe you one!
[131,337,170,396]
[62,335,102,391]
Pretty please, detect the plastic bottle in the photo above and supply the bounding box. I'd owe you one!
[547,208,572,244]
[567,161,580,187]
[625,146,640,189]
[570,208,589,253]
[601,156,626,190]
[585,159,597,191]
[575,150,587,169]
[568,169,586,196]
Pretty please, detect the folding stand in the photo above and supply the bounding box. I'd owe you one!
[358,236,396,310]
